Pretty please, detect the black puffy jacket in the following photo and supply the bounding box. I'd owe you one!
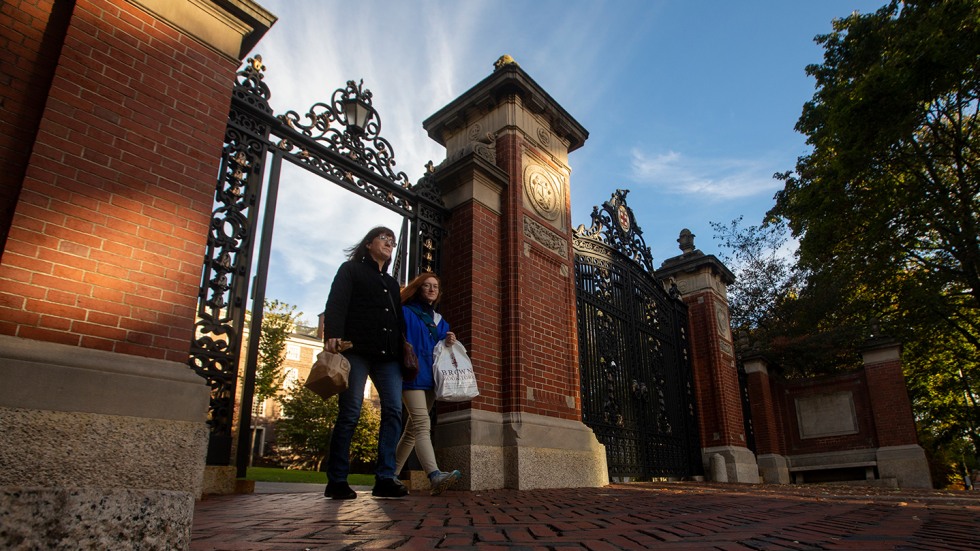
[322,257,404,360]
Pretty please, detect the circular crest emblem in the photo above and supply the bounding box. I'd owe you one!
[617,204,631,233]
[523,165,561,221]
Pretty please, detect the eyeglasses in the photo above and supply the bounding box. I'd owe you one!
[377,235,396,246]
[421,283,439,290]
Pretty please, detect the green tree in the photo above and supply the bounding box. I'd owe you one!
[769,0,980,468]
[713,217,865,377]
[711,217,800,334]
[274,381,381,471]
[254,300,300,402]
[350,398,381,468]
[772,0,980,349]
[275,384,338,471]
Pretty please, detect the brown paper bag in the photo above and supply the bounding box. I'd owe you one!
[304,341,352,399]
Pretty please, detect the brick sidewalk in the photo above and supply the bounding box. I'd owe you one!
[190,482,980,550]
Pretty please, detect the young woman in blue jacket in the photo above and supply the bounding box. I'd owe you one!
[394,272,462,495]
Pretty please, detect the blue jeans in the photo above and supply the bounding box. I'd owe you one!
[327,353,403,482]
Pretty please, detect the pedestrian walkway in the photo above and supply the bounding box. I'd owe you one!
[191,481,980,550]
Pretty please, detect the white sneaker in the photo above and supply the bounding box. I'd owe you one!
[429,470,461,496]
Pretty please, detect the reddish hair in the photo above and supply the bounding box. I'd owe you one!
[400,272,442,306]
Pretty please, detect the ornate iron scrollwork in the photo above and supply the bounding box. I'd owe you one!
[574,189,702,479]
[188,57,448,466]
[277,80,411,188]
[573,189,654,272]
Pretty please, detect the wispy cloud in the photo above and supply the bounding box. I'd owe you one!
[233,0,798,319]
[628,148,782,200]
[244,0,491,320]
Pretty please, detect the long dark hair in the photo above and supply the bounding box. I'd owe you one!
[400,272,442,307]
[345,226,396,272]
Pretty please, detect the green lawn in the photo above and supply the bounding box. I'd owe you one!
[245,467,373,486]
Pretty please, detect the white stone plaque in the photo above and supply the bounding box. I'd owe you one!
[795,391,859,439]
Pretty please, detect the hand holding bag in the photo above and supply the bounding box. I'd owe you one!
[432,340,479,402]
[304,340,352,400]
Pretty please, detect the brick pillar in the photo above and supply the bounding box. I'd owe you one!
[742,354,790,483]
[861,339,932,488]
[0,1,274,548]
[656,229,759,482]
[423,57,607,489]
[0,0,73,253]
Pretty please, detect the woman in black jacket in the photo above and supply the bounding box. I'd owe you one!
[322,226,407,499]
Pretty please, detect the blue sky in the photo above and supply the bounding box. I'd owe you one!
[247,0,884,325]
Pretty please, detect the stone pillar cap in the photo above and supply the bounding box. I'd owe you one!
[423,58,588,152]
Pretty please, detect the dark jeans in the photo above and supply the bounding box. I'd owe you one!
[327,353,403,482]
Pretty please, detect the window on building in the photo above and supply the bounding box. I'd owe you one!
[252,397,266,417]
[285,343,300,361]
[283,368,299,391]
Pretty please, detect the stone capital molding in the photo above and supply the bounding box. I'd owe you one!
[128,0,276,61]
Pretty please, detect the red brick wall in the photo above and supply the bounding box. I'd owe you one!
[482,131,581,420]
[497,133,524,414]
[521,241,580,420]
[775,371,877,454]
[0,0,72,252]
[0,0,238,362]
[440,196,504,414]
[744,366,784,455]
[865,358,919,447]
[684,290,743,447]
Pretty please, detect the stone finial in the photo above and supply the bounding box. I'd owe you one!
[678,229,695,254]
[494,54,518,71]
[869,317,881,339]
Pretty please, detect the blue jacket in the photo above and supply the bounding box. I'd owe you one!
[402,300,450,390]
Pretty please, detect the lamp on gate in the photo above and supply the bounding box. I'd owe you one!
[341,94,373,135]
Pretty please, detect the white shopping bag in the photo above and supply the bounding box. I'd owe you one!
[432,341,479,402]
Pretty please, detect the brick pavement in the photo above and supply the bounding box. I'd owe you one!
[191,482,980,550]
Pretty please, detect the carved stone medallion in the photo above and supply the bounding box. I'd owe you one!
[714,303,731,340]
[523,164,561,222]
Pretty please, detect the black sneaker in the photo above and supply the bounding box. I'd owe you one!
[324,481,357,500]
[371,477,408,498]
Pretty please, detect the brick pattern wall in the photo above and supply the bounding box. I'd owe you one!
[494,132,580,420]
[746,353,920,458]
[522,243,580,420]
[497,133,525,414]
[744,366,784,455]
[440,196,504,414]
[0,0,238,361]
[0,0,72,251]
[684,290,744,447]
[776,371,877,454]
[864,359,919,447]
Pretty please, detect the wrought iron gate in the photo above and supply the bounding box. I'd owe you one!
[574,190,703,479]
[187,56,448,472]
